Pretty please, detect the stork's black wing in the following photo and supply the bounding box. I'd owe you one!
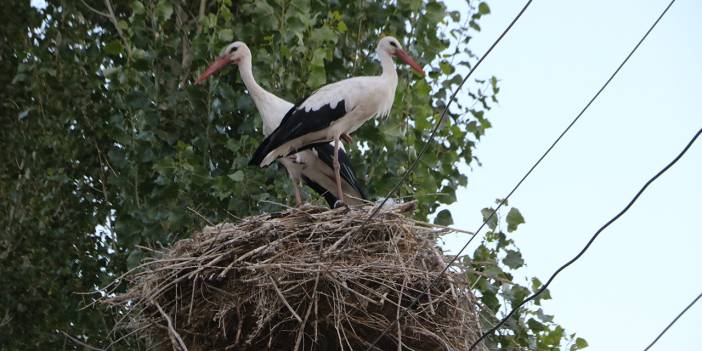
[313,143,368,201]
[249,100,346,166]
[301,176,337,208]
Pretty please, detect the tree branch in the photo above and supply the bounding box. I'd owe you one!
[103,0,132,59]
[196,0,207,34]
[61,331,105,351]
[79,0,109,17]
[176,3,193,88]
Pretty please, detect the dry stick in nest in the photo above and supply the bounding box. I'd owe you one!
[154,300,188,351]
[106,202,481,350]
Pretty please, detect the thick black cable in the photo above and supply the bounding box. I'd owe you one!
[643,291,702,351]
[469,127,701,351]
[363,1,534,349]
[459,0,677,253]
[371,0,677,348]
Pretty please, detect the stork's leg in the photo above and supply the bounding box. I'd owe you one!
[333,134,346,207]
[291,177,303,207]
[284,166,303,207]
[340,133,353,145]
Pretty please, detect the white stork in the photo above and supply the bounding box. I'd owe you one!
[249,36,425,205]
[195,42,366,207]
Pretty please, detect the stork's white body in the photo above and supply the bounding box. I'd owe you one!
[259,55,399,166]
[238,54,364,205]
[249,36,424,205]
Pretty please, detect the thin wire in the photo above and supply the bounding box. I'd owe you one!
[460,0,677,253]
[371,0,677,348]
[320,0,532,283]
[364,1,534,349]
[643,291,702,351]
[366,0,533,223]
[469,126,701,351]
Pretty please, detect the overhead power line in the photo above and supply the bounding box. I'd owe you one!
[643,291,702,351]
[364,1,535,349]
[366,0,532,223]
[459,0,678,254]
[467,0,678,346]
[370,0,679,349]
[469,126,700,351]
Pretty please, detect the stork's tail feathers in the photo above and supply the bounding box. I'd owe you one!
[262,153,279,167]
[249,135,274,167]
[301,176,337,208]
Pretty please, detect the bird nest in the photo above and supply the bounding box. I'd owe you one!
[105,202,483,350]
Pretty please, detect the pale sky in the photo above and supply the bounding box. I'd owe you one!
[442,0,701,350]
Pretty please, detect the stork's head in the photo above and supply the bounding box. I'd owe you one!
[221,41,251,64]
[195,41,251,84]
[377,36,425,76]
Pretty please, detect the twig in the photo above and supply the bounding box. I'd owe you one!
[396,276,407,351]
[153,301,188,351]
[61,331,105,351]
[294,264,322,351]
[411,219,475,236]
[269,275,303,323]
[186,206,213,225]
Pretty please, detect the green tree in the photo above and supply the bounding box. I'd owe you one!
[0,0,585,349]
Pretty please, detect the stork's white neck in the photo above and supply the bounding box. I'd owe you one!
[237,56,286,135]
[238,56,265,99]
[373,49,399,119]
[378,50,398,83]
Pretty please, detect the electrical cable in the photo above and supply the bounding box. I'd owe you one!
[369,0,678,348]
[469,126,700,351]
[363,1,535,349]
[643,291,702,351]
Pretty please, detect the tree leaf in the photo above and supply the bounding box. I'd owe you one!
[469,20,481,31]
[306,66,326,88]
[543,326,565,346]
[126,91,150,109]
[527,318,546,332]
[506,207,525,232]
[310,25,337,44]
[434,209,453,226]
[480,207,498,230]
[502,249,524,269]
[478,2,491,15]
[156,0,173,20]
[535,308,555,323]
[219,29,234,43]
[228,170,244,182]
[571,337,589,350]
[104,40,123,55]
[132,1,145,15]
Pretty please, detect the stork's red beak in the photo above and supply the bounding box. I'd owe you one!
[395,49,425,77]
[195,56,231,84]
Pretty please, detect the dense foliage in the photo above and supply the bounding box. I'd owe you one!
[0,0,586,349]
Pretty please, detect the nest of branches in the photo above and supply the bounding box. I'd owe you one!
[106,201,483,351]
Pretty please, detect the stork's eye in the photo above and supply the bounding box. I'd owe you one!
[390,41,397,48]
[231,46,238,52]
